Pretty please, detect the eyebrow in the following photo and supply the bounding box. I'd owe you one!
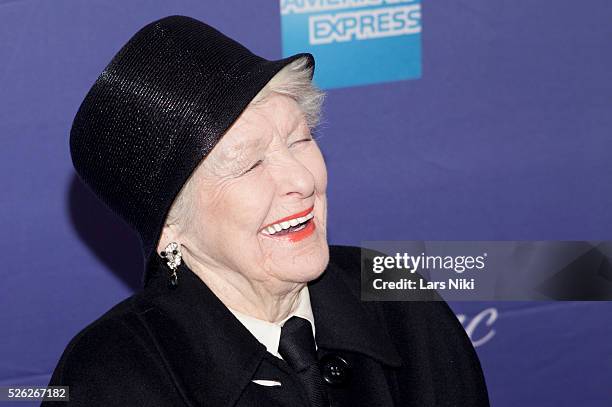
[211,136,266,176]
[216,111,307,164]
[285,110,308,135]
[224,136,265,159]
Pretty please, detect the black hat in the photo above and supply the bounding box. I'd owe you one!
[69,15,315,287]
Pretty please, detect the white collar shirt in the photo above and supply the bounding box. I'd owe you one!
[227,285,317,360]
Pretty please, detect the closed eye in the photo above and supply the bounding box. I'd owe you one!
[243,159,263,174]
[290,138,313,148]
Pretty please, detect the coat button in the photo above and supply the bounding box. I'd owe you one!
[319,354,351,387]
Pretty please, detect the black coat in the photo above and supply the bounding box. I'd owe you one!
[43,245,489,406]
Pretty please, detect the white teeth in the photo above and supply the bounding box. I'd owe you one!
[262,211,314,235]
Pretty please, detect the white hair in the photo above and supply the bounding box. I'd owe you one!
[162,56,326,234]
[250,55,325,129]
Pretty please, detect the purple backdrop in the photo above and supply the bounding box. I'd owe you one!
[1,1,611,406]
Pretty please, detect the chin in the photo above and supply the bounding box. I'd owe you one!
[295,243,330,282]
[270,242,329,284]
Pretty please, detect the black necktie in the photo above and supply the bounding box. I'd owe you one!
[278,316,329,407]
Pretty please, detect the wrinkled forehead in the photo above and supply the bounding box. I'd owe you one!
[210,95,308,159]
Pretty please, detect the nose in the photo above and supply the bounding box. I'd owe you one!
[271,149,316,199]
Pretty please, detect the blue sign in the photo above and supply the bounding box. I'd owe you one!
[280,0,422,89]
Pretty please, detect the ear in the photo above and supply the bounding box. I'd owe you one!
[156,222,178,254]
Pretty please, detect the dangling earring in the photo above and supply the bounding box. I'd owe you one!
[160,242,182,289]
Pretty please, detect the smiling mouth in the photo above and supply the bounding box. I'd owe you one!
[260,206,314,236]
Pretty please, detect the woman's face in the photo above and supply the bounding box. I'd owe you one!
[174,92,329,292]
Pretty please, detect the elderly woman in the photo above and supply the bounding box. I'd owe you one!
[44,15,489,407]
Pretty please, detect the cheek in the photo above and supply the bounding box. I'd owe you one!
[201,177,275,235]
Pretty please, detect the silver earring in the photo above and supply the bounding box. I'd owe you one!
[160,242,182,288]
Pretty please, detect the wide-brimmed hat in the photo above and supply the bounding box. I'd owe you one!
[69,15,315,287]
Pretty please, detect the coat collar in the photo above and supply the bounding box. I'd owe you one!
[138,246,402,407]
[226,285,316,359]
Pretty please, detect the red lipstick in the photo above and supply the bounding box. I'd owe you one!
[261,205,314,230]
[285,218,315,242]
[260,205,316,242]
